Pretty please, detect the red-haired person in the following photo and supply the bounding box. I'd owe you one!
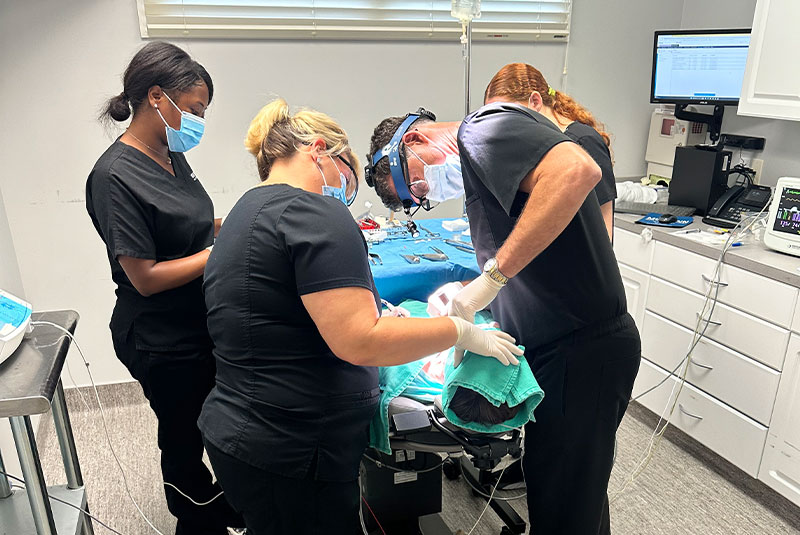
[485,62,616,240]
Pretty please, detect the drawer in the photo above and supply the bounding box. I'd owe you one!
[613,228,654,272]
[641,310,780,425]
[651,242,797,328]
[633,359,767,477]
[647,277,790,370]
[618,263,649,331]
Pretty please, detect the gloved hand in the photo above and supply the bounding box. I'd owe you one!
[447,272,504,324]
[449,317,522,368]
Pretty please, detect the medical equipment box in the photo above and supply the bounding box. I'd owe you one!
[765,177,800,257]
[0,289,32,365]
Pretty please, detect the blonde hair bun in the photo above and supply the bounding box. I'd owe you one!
[244,98,290,156]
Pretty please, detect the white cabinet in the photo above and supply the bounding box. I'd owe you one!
[650,242,798,328]
[759,334,800,507]
[646,277,790,371]
[641,311,780,425]
[613,228,654,272]
[633,360,768,478]
[615,220,796,490]
[618,264,649,330]
[739,0,800,121]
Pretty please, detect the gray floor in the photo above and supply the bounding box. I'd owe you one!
[28,381,800,535]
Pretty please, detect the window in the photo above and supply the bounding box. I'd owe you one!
[137,1,572,42]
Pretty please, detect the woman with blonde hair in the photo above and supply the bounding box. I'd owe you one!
[198,99,522,534]
[485,62,617,239]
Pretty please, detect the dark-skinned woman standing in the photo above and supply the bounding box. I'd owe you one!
[85,42,241,535]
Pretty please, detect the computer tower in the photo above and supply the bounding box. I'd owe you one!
[668,146,732,216]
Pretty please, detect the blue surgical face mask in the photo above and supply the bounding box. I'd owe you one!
[156,92,205,152]
[407,147,464,203]
[319,156,348,206]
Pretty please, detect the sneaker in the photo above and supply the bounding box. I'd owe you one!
[227,529,247,535]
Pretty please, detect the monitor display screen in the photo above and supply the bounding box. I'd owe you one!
[651,30,751,105]
[773,187,800,236]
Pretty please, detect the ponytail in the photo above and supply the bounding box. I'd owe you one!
[101,92,132,123]
[485,62,612,148]
[550,91,612,148]
[245,98,357,181]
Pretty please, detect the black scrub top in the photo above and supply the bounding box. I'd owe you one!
[199,184,381,482]
[86,140,215,351]
[457,103,627,351]
[565,122,617,207]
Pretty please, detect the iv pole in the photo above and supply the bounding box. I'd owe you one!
[454,1,479,216]
[463,20,472,116]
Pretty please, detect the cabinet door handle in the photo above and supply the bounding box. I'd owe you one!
[701,274,728,287]
[679,404,704,420]
[690,360,714,371]
[696,312,722,327]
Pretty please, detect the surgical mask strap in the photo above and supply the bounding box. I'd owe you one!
[155,92,180,128]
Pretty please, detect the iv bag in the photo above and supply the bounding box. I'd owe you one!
[451,0,481,23]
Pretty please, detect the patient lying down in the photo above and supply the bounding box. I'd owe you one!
[370,299,541,452]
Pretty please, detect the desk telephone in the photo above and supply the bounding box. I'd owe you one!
[702,184,772,229]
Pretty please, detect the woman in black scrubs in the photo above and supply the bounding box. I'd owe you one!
[484,62,617,240]
[85,42,240,535]
[199,99,523,535]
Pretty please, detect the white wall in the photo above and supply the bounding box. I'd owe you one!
[680,0,800,185]
[0,0,685,385]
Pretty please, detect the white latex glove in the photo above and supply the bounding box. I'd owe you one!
[447,272,504,324]
[449,317,522,368]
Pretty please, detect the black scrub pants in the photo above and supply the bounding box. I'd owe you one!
[113,332,243,535]
[522,314,641,535]
[204,441,362,535]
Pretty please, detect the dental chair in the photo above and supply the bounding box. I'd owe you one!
[359,395,526,535]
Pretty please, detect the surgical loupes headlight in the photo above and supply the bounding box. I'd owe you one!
[365,107,436,213]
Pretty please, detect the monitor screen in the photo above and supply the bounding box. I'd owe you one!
[773,187,800,236]
[651,29,751,105]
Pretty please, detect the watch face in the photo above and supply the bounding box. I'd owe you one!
[484,258,496,271]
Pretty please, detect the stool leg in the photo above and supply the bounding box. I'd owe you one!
[0,447,13,498]
[10,415,57,535]
[52,380,83,489]
[52,380,95,535]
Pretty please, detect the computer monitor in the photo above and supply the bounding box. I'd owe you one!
[650,29,751,106]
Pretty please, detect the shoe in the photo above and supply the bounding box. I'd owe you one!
[227,529,246,535]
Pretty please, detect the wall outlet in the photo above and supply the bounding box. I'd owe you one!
[751,158,764,184]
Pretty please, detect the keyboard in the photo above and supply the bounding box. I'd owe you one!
[616,201,696,217]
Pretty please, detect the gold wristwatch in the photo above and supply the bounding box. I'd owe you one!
[483,257,509,286]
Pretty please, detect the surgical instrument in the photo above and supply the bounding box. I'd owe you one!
[443,238,475,253]
[401,254,421,264]
[415,247,448,262]
[429,246,449,260]
[368,253,383,265]
[418,225,440,238]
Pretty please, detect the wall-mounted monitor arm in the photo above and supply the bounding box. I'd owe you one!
[675,104,724,144]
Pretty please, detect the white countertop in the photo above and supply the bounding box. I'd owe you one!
[615,214,800,288]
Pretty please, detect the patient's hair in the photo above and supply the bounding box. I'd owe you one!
[449,387,522,426]
[368,115,433,211]
[245,98,360,181]
[485,62,611,148]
